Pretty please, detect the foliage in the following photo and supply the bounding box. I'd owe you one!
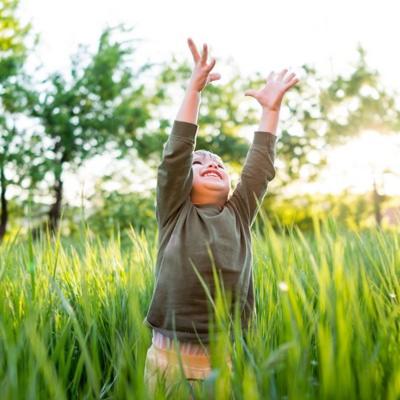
[0,0,32,82]
[259,191,396,232]
[320,46,399,145]
[80,190,157,245]
[19,24,162,232]
[27,25,154,168]
[0,0,40,240]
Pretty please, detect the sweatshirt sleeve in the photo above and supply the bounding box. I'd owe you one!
[227,131,277,227]
[156,120,198,228]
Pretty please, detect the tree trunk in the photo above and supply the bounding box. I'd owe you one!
[0,166,8,242]
[44,145,67,236]
[372,178,382,227]
[48,173,63,234]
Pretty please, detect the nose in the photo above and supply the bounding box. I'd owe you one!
[206,159,218,168]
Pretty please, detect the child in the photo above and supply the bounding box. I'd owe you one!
[143,37,299,393]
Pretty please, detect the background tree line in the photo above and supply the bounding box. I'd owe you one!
[1,0,399,243]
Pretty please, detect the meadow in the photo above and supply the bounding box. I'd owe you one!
[0,215,399,399]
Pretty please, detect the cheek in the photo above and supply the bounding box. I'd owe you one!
[221,171,230,184]
[191,168,202,185]
[192,167,199,177]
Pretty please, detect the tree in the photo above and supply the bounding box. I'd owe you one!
[0,0,37,241]
[320,45,399,226]
[26,24,158,233]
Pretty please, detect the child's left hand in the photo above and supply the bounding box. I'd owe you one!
[245,69,299,111]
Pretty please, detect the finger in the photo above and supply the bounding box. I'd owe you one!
[266,71,274,82]
[206,57,216,72]
[187,37,200,63]
[277,68,288,81]
[284,77,300,91]
[244,89,257,97]
[283,72,296,84]
[208,72,221,82]
[201,43,208,64]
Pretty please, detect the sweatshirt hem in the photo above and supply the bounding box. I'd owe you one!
[143,317,212,343]
[171,119,198,140]
[253,131,277,147]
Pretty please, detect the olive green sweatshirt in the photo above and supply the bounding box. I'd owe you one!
[144,120,277,343]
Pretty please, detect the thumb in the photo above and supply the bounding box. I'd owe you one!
[209,73,221,82]
[244,89,257,97]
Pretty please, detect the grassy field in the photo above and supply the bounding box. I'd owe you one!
[0,216,399,399]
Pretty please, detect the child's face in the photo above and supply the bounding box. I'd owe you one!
[190,151,231,207]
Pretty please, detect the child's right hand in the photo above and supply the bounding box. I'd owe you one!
[186,38,221,93]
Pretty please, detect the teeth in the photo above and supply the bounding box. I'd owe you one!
[204,172,219,178]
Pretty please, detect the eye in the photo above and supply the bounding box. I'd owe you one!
[218,164,224,169]
[192,160,201,165]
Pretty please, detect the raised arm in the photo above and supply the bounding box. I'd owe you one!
[176,38,221,124]
[156,38,221,228]
[227,69,299,226]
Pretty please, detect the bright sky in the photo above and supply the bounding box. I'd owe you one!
[17,0,400,205]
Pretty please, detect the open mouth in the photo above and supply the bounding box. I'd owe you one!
[203,172,221,179]
[201,170,222,179]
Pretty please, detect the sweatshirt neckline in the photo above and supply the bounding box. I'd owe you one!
[195,203,223,211]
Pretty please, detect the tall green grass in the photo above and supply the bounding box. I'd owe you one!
[0,215,399,399]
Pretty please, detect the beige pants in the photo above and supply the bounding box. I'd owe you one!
[143,343,232,396]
